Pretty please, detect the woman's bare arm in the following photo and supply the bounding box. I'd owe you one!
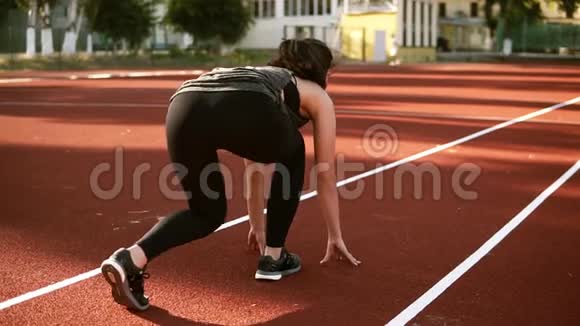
[243,159,271,253]
[298,79,360,266]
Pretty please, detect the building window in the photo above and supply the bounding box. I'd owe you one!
[253,0,260,17]
[301,0,309,15]
[402,0,407,46]
[420,1,424,46]
[412,0,416,46]
[271,0,277,16]
[253,0,275,18]
[296,26,314,39]
[428,3,432,46]
[267,0,276,17]
[470,2,478,17]
[285,0,297,16]
[303,0,313,15]
[264,0,271,17]
[317,0,332,15]
[308,0,315,15]
[439,2,446,18]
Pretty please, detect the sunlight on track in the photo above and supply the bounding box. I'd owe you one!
[0,96,577,312]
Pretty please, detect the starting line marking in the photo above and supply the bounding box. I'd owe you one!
[385,160,580,326]
[0,96,578,311]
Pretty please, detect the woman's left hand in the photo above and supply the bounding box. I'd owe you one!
[248,227,266,255]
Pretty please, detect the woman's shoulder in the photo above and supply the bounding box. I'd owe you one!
[295,77,325,97]
[295,77,331,117]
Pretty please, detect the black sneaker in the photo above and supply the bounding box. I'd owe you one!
[255,249,301,281]
[100,248,150,311]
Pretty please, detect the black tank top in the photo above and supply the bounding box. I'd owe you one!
[282,76,308,128]
[171,66,309,129]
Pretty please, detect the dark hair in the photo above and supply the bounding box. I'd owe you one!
[268,38,334,89]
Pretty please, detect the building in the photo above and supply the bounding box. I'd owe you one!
[148,0,438,63]
[240,0,341,48]
[243,0,580,55]
[4,0,575,58]
[339,7,398,62]
[392,0,439,61]
[0,0,438,63]
[435,0,580,53]
[436,0,491,51]
[243,0,438,63]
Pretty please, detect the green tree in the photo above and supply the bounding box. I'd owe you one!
[484,0,503,37]
[0,0,18,23]
[165,0,253,52]
[484,0,543,37]
[61,0,84,54]
[551,0,580,18]
[8,0,57,55]
[84,0,157,51]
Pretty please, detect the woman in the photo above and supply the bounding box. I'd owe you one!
[101,38,360,311]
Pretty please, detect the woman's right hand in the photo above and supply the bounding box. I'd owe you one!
[320,237,361,267]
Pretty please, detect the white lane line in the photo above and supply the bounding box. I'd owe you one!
[122,70,205,78]
[0,78,37,84]
[1,70,205,83]
[0,269,101,310]
[127,72,158,78]
[0,101,166,108]
[87,73,113,79]
[86,70,204,80]
[385,160,580,326]
[0,96,578,311]
[335,108,580,126]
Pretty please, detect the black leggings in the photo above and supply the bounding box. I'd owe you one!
[136,91,305,260]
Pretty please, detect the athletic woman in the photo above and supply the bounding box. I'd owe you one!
[100,38,360,311]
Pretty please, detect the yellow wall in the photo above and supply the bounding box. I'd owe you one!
[397,47,437,63]
[339,11,398,61]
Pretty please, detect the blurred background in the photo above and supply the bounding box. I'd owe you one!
[0,0,579,69]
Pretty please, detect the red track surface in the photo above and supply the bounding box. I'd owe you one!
[0,63,579,325]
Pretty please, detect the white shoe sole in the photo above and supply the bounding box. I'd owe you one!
[255,265,301,281]
[100,258,149,311]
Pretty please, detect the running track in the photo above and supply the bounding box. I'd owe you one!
[0,63,579,325]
